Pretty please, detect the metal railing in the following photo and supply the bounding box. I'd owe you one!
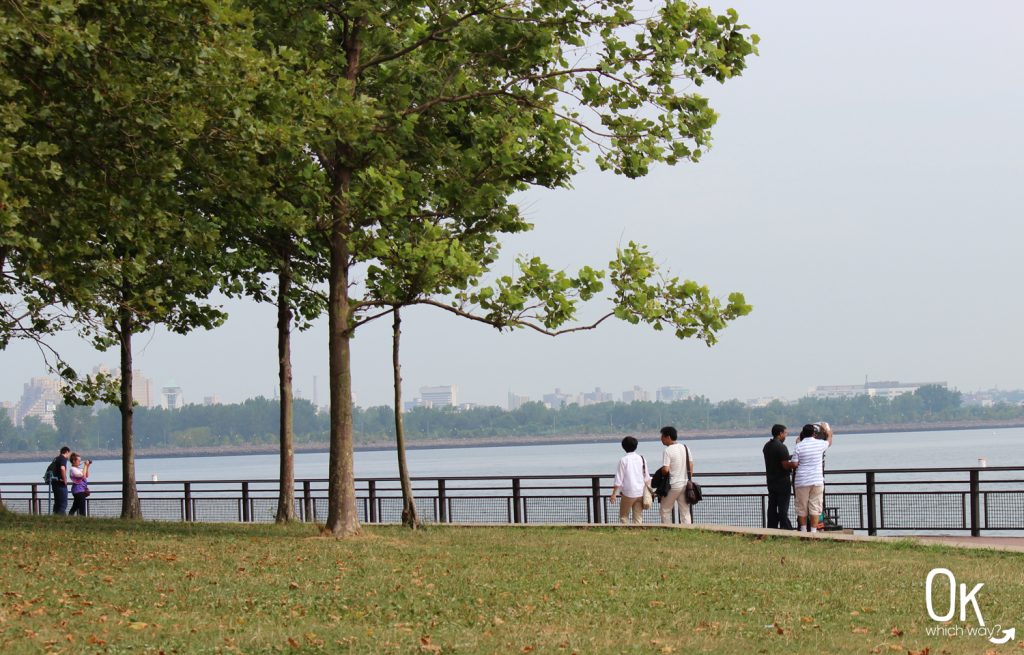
[4,466,1023,535]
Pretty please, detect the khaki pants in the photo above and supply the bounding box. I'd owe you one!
[618,495,644,525]
[660,487,692,525]
[794,485,824,519]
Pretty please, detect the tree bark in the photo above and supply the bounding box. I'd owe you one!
[392,307,421,529]
[323,16,363,537]
[118,300,141,519]
[275,258,296,522]
[323,172,360,537]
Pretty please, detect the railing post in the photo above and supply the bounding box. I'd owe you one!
[591,477,602,524]
[368,480,377,523]
[760,495,767,528]
[865,472,877,536]
[302,480,312,522]
[31,484,39,515]
[512,478,522,524]
[969,469,981,537]
[241,481,250,522]
[437,479,447,523]
[184,482,193,522]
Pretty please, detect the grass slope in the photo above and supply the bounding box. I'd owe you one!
[1,514,1021,654]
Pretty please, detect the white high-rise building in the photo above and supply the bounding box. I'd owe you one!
[161,382,184,410]
[581,387,613,406]
[14,377,63,427]
[542,388,575,409]
[656,386,690,403]
[622,386,650,403]
[94,365,154,408]
[420,385,457,407]
[507,392,530,411]
[809,380,946,400]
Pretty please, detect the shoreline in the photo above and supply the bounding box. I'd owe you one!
[3,418,1023,464]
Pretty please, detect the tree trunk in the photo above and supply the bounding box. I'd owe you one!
[392,307,421,529]
[275,259,296,522]
[323,18,363,537]
[118,304,141,519]
[323,191,360,537]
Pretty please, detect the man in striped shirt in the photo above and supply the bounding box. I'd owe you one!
[791,423,834,533]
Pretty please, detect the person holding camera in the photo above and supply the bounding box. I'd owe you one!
[68,453,92,517]
[791,422,833,533]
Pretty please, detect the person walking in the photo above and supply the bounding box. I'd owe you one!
[763,424,797,529]
[49,446,71,516]
[68,453,91,517]
[791,422,833,532]
[609,436,651,525]
[657,426,694,525]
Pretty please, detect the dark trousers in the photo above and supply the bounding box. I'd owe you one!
[766,486,793,530]
[69,492,88,516]
[52,483,68,515]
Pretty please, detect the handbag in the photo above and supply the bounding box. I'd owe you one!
[641,458,653,509]
[683,446,702,505]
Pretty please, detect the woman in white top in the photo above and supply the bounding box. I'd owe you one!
[68,453,91,517]
[657,426,694,525]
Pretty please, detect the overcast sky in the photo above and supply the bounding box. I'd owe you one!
[3,0,1023,410]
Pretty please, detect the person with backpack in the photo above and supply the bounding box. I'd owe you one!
[68,453,92,516]
[46,446,71,515]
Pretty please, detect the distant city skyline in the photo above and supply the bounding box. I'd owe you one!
[2,1,1023,416]
[3,362,1021,425]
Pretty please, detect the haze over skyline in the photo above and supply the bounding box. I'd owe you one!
[3,0,1023,410]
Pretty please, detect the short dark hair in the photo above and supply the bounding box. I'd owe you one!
[660,426,678,441]
[621,436,638,452]
[798,424,817,441]
[60,446,71,455]
[771,424,786,438]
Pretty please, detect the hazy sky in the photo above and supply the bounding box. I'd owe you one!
[3,1,1023,410]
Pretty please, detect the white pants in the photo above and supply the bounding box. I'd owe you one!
[660,487,692,525]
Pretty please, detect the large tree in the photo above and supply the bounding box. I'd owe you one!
[245,1,758,536]
[6,0,266,518]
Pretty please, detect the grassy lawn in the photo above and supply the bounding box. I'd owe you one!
[1,513,1022,654]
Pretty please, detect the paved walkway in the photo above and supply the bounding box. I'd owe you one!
[513,522,1024,553]
[692,524,1024,553]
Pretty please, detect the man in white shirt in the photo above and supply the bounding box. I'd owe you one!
[658,426,694,525]
[609,436,650,524]
[791,422,834,533]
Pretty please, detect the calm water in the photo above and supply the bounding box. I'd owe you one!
[2,426,1022,484]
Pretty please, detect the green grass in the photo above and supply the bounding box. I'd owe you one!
[1,514,1022,654]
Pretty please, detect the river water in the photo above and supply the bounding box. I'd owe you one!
[2,426,1021,484]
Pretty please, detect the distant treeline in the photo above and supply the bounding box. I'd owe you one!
[2,385,1022,454]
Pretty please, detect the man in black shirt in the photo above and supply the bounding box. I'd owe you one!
[50,446,71,516]
[763,425,797,529]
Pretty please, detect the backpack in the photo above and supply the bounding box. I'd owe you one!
[43,457,59,484]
